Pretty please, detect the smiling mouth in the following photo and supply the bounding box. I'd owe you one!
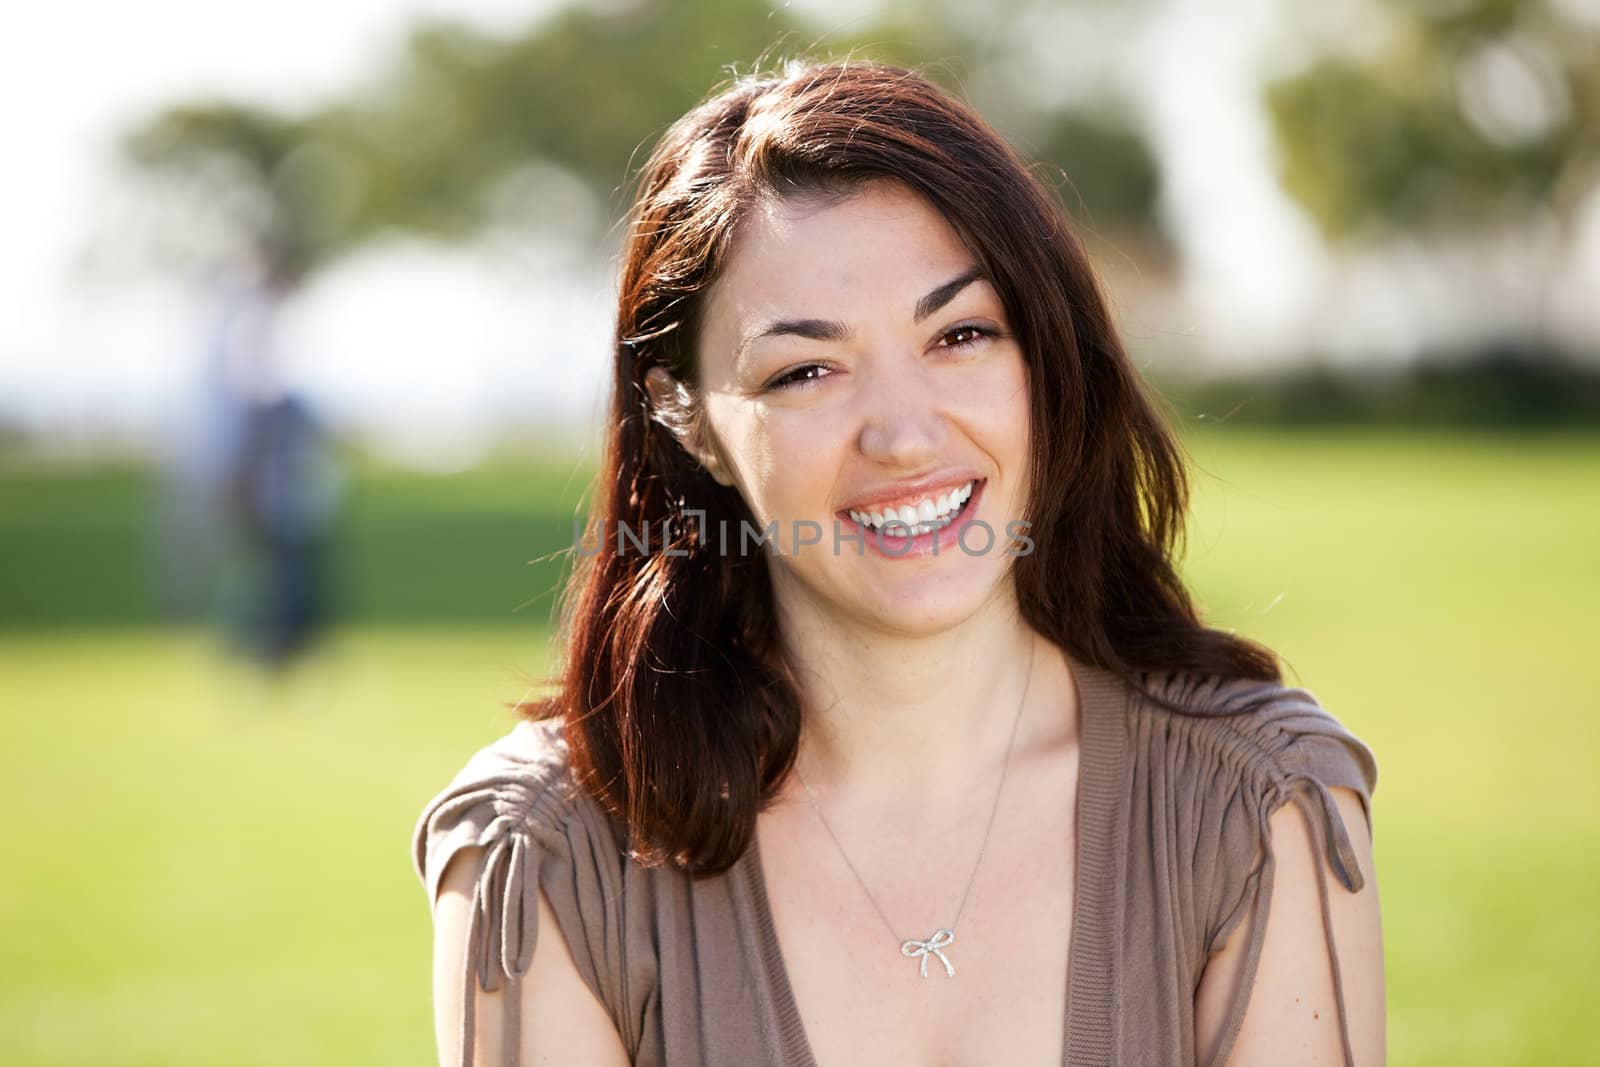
[840,478,983,538]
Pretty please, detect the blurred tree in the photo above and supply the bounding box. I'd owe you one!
[121,103,329,281]
[118,0,1166,281]
[1265,0,1598,241]
[859,0,1164,238]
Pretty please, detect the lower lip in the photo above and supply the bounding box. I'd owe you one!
[837,480,988,560]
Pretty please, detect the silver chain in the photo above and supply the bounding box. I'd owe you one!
[793,640,1037,960]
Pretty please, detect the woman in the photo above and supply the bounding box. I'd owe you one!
[413,58,1384,1067]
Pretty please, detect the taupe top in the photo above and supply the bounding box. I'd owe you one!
[412,653,1378,1066]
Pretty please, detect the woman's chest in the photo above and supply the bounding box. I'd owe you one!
[754,761,1080,1067]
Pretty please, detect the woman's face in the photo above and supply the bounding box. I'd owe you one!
[679,178,1032,638]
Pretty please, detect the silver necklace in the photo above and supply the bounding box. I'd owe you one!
[794,641,1036,979]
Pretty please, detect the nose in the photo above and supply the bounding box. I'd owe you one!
[856,358,949,467]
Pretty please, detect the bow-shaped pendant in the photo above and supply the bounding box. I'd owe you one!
[900,928,956,978]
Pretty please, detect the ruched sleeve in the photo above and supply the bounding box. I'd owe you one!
[411,717,641,1067]
[1184,677,1379,1067]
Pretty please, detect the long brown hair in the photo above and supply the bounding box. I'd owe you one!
[517,56,1283,875]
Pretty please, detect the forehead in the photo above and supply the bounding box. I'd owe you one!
[701,180,978,340]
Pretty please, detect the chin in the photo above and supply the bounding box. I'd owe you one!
[846,565,1009,637]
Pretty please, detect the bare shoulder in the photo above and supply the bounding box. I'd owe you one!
[431,844,631,1067]
[1119,670,1384,1063]
[1194,786,1386,1066]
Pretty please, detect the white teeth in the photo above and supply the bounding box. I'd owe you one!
[847,480,977,531]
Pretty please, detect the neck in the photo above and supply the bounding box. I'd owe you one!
[771,592,1079,806]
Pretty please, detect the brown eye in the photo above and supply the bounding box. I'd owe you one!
[941,325,996,350]
[766,363,832,391]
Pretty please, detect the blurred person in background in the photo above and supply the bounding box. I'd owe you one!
[413,58,1384,1067]
[223,381,342,669]
[157,233,345,672]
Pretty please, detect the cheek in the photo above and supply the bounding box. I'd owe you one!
[704,404,816,517]
[952,351,1029,436]
[738,409,866,529]
[756,410,850,506]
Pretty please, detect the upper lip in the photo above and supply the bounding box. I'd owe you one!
[839,471,985,514]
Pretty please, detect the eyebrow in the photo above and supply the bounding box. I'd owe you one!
[735,265,988,365]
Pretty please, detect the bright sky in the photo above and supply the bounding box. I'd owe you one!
[1,0,585,462]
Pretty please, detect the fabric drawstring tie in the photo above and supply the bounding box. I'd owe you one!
[459,820,541,1067]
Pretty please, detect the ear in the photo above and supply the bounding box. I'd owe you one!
[644,367,734,487]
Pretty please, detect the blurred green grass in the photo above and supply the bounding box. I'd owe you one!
[2,427,1596,1065]
[0,440,598,628]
